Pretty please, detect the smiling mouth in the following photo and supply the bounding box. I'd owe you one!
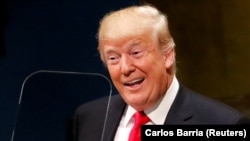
[124,78,145,86]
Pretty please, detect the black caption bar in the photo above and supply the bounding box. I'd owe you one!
[142,125,250,141]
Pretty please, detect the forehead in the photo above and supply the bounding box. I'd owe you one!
[102,37,148,53]
[106,37,142,46]
[102,31,155,48]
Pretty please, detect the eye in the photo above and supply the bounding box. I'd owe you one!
[108,56,116,60]
[132,50,143,58]
[106,54,120,64]
[133,51,141,55]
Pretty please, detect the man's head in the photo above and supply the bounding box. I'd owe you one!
[97,5,176,111]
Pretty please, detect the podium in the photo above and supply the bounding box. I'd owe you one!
[12,70,112,141]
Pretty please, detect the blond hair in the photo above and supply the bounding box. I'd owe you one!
[97,4,176,74]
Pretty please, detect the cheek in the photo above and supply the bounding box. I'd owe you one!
[144,55,166,70]
[107,66,120,81]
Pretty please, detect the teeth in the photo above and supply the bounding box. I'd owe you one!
[127,78,143,85]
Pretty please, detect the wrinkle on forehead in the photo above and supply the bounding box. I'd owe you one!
[102,30,155,47]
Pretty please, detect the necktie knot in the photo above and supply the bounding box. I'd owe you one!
[133,111,150,126]
[129,111,150,141]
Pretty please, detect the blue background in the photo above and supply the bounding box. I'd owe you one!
[0,0,139,140]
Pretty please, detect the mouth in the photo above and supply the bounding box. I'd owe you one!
[124,78,145,87]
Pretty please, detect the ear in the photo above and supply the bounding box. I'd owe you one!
[164,48,175,68]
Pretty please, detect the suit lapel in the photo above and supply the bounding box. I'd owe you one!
[101,85,196,141]
[101,95,126,141]
[164,85,195,124]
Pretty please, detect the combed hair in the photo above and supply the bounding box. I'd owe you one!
[97,4,176,74]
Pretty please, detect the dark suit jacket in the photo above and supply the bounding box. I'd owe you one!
[73,85,250,141]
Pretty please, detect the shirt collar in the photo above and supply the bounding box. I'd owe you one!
[123,76,179,126]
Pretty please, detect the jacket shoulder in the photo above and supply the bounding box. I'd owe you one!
[170,85,247,124]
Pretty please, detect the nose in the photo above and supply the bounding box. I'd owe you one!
[120,55,135,76]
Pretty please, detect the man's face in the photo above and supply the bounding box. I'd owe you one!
[102,35,174,110]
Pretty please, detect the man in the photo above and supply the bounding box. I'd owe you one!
[73,4,250,141]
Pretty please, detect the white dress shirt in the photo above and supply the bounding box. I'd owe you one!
[114,76,179,141]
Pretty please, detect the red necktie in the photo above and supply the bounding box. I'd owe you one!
[128,111,150,141]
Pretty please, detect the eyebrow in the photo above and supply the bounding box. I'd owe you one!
[103,47,119,58]
[103,38,147,54]
[130,38,144,45]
